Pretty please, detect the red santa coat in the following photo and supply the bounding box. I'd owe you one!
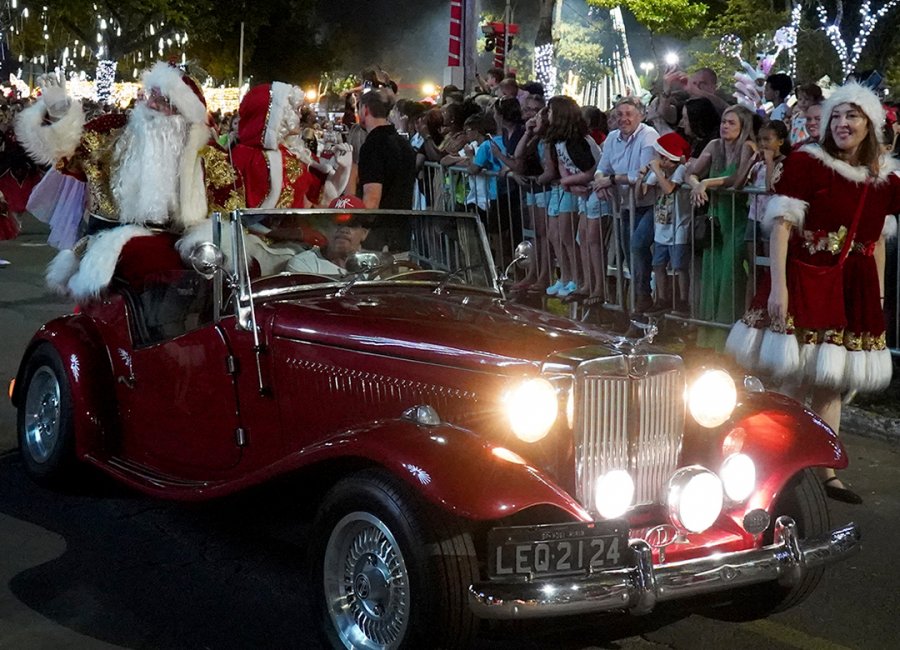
[726,146,900,393]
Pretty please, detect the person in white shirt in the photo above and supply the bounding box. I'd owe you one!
[765,73,793,123]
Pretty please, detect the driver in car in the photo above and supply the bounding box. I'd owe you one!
[285,195,372,276]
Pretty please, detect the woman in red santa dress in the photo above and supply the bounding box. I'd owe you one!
[726,83,900,504]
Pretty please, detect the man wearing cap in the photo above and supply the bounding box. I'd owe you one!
[285,195,371,275]
[16,62,239,299]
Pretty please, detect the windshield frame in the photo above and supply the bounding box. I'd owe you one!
[219,208,500,314]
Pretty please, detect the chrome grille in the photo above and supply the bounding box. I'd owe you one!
[574,355,685,515]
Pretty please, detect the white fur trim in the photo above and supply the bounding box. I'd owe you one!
[763,194,808,232]
[142,62,207,125]
[67,226,153,300]
[45,249,80,295]
[798,343,817,381]
[820,82,885,144]
[320,143,354,205]
[810,342,847,390]
[725,320,764,371]
[882,215,898,240]
[758,330,800,379]
[800,144,899,185]
[866,348,893,392]
[14,99,85,165]
[264,82,293,150]
[177,123,212,228]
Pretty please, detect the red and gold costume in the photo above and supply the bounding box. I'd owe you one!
[726,145,900,392]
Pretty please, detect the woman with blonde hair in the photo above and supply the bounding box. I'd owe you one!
[687,104,758,349]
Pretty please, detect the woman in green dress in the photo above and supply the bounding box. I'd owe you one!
[686,105,758,350]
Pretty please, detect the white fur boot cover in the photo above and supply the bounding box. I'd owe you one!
[45,249,80,295]
[758,330,800,379]
[67,225,153,300]
[725,320,764,372]
[812,342,847,390]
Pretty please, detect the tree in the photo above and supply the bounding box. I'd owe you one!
[588,0,710,37]
[556,21,607,82]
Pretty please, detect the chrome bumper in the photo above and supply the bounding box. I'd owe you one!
[469,517,860,619]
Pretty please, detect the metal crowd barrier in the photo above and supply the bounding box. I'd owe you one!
[418,162,900,356]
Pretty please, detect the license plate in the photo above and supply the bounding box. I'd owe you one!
[488,521,629,579]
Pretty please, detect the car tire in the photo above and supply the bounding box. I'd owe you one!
[711,468,830,620]
[17,344,77,486]
[310,468,479,649]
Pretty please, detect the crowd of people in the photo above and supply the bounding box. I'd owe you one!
[4,61,900,503]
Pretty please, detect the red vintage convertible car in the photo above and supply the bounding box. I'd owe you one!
[11,208,860,649]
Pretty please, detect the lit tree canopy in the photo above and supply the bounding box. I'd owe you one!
[587,0,710,36]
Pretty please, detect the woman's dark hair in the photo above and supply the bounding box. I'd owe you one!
[582,105,608,134]
[760,119,792,157]
[421,107,444,145]
[683,97,719,157]
[463,112,496,136]
[545,95,588,143]
[821,104,884,175]
[493,96,522,125]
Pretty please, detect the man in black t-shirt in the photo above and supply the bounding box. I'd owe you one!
[357,88,417,211]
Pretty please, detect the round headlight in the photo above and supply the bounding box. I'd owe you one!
[667,466,724,533]
[721,453,756,502]
[504,378,558,443]
[688,369,737,428]
[594,470,634,519]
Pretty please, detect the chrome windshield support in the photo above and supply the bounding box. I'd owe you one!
[230,209,268,395]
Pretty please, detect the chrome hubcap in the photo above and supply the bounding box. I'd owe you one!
[324,512,410,649]
[23,367,61,464]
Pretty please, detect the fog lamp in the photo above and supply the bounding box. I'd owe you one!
[721,453,756,502]
[668,466,724,533]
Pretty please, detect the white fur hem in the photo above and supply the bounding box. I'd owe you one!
[801,144,899,185]
[809,342,847,390]
[845,348,892,393]
[725,320,764,372]
[67,226,153,300]
[45,249,80,295]
[763,194,807,232]
[758,330,800,379]
[14,99,85,165]
[264,82,293,150]
[177,123,212,228]
[883,215,898,240]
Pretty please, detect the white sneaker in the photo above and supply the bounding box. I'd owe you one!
[0,259,10,267]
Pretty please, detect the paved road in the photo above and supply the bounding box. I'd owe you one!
[1,222,899,649]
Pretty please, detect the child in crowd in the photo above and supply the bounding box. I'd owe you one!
[745,119,791,300]
[440,113,501,230]
[643,132,693,314]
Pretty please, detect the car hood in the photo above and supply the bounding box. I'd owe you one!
[268,290,622,374]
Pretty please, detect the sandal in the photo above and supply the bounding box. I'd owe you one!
[823,476,863,504]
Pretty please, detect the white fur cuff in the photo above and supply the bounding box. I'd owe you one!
[14,99,85,165]
[763,194,808,232]
[882,215,897,240]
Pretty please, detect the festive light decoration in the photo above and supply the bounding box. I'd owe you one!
[818,0,900,81]
[718,34,743,59]
[534,42,556,96]
[95,59,116,103]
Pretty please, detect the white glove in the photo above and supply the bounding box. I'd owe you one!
[37,73,70,120]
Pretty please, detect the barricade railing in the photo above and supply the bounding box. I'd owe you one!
[419,162,900,356]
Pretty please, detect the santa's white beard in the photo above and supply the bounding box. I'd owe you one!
[111,103,188,225]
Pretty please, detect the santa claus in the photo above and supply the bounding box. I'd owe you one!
[16,62,239,299]
[179,81,351,275]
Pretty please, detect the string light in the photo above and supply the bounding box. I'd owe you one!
[95,59,116,103]
[818,0,900,81]
[534,42,556,96]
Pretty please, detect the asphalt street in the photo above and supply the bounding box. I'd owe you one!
[1,219,899,649]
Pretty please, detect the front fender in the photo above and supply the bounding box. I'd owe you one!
[696,391,847,514]
[12,315,117,458]
[306,420,591,523]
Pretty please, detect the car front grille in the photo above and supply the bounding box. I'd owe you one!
[573,354,685,516]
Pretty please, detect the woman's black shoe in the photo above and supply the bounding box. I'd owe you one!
[823,477,863,504]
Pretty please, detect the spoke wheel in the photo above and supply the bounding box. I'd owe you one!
[311,469,479,650]
[23,367,62,463]
[324,512,410,649]
[17,344,76,485]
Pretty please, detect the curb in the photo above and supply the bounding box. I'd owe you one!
[841,405,900,445]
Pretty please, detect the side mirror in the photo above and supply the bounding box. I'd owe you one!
[189,242,225,279]
[500,240,534,282]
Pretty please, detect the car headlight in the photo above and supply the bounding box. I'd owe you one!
[720,453,756,502]
[594,470,634,519]
[687,369,737,428]
[667,466,724,533]
[504,378,558,443]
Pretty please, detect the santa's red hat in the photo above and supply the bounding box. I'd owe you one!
[142,61,208,125]
[654,132,691,162]
[238,81,303,150]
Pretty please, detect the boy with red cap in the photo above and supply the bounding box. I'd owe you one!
[641,131,693,314]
